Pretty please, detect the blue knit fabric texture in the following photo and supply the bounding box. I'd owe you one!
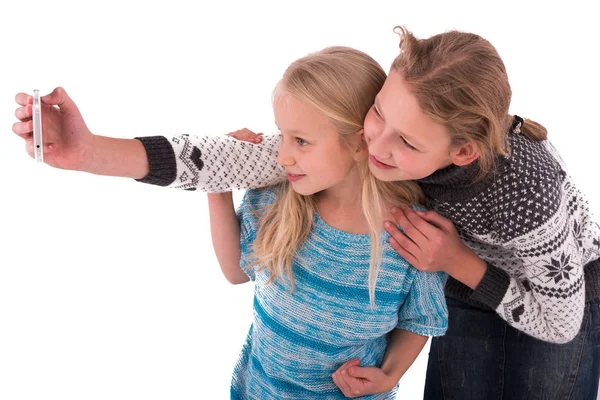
[232,186,448,399]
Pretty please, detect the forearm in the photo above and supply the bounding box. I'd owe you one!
[446,254,587,343]
[380,329,428,384]
[83,135,149,178]
[207,192,248,284]
[446,246,487,290]
[136,133,285,191]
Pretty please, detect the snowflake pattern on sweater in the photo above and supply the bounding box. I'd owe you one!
[418,133,600,343]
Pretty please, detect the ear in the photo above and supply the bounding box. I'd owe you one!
[353,129,368,160]
[352,129,368,161]
[450,141,480,166]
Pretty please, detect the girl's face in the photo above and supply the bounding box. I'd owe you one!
[273,91,363,197]
[363,71,458,182]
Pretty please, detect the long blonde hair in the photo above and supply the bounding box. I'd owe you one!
[251,46,423,304]
[391,26,548,180]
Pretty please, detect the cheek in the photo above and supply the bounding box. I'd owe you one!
[363,111,378,141]
[391,149,421,172]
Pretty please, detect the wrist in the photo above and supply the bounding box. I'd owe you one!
[380,362,402,388]
[447,246,487,290]
[78,133,101,173]
[84,135,149,178]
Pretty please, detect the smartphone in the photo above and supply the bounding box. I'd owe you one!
[32,89,43,162]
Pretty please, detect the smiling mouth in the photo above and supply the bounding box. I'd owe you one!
[369,155,395,169]
[287,173,305,182]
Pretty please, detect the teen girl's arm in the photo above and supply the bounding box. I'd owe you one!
[13,88,286,192]
[208,192,249,284]
[135,133,285,192]
[388,179,599,343]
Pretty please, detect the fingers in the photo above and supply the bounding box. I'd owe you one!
[15,92,33,106]
[332,368,353,396]
[24,139,34,159]
[12,120,33,137]
[227,128,263,143]
[388,235,419,267]
[347,365,378,381]
[415,209,455,232]
[24,139,54,159]
[390,206,431,243]
[338,371,364,398]
[15,104,32,121]
[41,87,77,112]
[332,358,361,397]
[384,220,420,259]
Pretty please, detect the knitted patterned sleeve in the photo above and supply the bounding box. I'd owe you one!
[134,134,286,192]
[467,169,600,344]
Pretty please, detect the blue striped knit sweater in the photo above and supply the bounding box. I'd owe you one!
[231,186,448,399]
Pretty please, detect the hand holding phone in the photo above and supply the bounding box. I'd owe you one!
[33,89,43,162]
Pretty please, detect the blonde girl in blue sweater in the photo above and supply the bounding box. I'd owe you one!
[208,47,448,399]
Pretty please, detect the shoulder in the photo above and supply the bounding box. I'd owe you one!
[505,133,566,190]
[491,134,567,206]
[237,185,283,227]
[487,134,571,239]
[241,185,282,208]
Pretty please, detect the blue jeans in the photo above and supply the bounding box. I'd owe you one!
[424,297,600,400]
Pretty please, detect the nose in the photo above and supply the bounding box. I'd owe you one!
[277,140,296,167]
[367,129,392,160]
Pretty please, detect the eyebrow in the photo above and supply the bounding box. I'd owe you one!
[374,97,424,148]
[275,123,313,137]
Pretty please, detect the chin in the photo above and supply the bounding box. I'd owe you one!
[290,185,318,196]
[368,164,399,182]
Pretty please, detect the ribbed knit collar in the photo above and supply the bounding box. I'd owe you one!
[417,157,507,203]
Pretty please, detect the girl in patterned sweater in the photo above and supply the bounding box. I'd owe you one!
[220,28,600,399]
[209,47,447,399]
[225,28,600,399]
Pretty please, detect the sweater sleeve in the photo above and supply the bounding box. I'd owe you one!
[468,174,600,343]
[134,133,286,192]
[397,271,448,337]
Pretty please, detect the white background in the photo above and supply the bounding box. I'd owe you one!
[1,1,599,399]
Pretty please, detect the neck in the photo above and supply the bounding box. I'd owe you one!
[316,168,363,211]
[314,168,369,234]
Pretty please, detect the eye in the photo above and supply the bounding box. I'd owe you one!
[401,136,417,151]
[372,105,382,118]
[296,137,308,146]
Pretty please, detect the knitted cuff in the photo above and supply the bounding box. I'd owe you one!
[134,136,177,186]
[585,259,600,301]
[469,263,511,309]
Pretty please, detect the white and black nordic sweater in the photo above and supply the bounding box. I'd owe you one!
[135,131,600,344]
